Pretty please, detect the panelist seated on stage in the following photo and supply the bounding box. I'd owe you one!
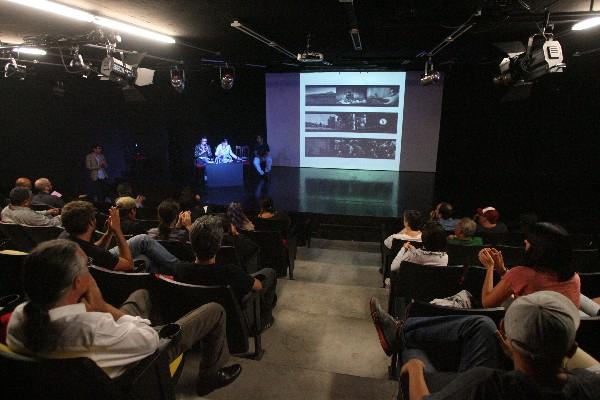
[253,135,272,177]
[194,136,213,167]
[214,138,239,164]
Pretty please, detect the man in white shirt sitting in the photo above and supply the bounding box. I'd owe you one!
[214,138,239,164]
[1,187,61,226]
[7,239,241,396]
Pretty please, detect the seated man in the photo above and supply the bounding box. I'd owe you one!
[214,138,239,164]
[370,292,600,400]
[1,187,61,226]
[430,202,457,232]
[194,136,213,166]
[32,178,64,209]
[116,196,147,236]
[175,215,278,330]
[475,206,509,234]
[446,218,483,246]
[6,239,241,396]
[252,135,272,177]
[60,201,178,274]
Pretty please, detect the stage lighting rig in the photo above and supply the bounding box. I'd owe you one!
[420,58,441,86]
[170,67,186,93]
[219,65,235,90]
[4,58,26,80]
[100,54,135,84]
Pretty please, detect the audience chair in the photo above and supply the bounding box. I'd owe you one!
[216,245,239,266]
[405,300,505,326]
[0,223,36,252]
[157,240,195,262]
[579,273,600,298]
[135,207,158,220]
[245,230,293,279]
[0,324,183,400]
[576,317,600,361]
[381,239,423,288]
[21,225,64,246]
[0,250,27,297]
[572,249,600,273]
[30,203,52,211]
[89,265,154,307]
[494,244,525,268]
[153,276,264,359]
[478,232,508,245]
[446,243,484,267]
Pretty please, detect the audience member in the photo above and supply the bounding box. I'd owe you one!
[60,201,178,273]
[32,178,64,209]
[384,210,422,249]
[115,196,147,236]
[6,239,241,396]
[227,201,255,232]
[252,135,272,178]
[479,222,580,308]
[257,196,290,227]
[370,292,600,400]
[147,199,191,242]
[475,206,509,234]
[447,218,483,246]
[116,182,145,208]
[1,187,61,226]
[15,177,32,190]
[175,215,278,330]
[390,222,448,271]
[430,202,457,231]
[85,144,109,203]
[222,216,260,274]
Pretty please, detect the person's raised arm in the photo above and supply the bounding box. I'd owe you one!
[479,248,512,308]
[107,207,134,271]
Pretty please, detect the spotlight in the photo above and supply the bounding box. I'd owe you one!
[420,58,440,86]
[170,67,185,93]
[572,16,600,31]
[13,47,47,56]
[219,66,235,90]
[4,58,26,80]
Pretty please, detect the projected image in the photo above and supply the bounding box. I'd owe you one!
[305,112,397,133]
[305,85,400,107]
[305,137,396,159]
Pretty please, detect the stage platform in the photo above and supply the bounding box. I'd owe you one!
[200,166,435,219]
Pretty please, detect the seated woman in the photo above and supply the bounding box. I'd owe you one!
[390,222,448,272]
[257,196,290,227]
[226,201,255,232]
[147,199,191,243]
[383,210,422,249]
[479,222,580,308]
[447,217,483,246]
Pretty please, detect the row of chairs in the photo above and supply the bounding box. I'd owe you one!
[0,222,63,252]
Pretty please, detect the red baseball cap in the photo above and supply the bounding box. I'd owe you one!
[477,207,500,224]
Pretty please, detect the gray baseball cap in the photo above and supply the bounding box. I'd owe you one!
[504,291,580,359]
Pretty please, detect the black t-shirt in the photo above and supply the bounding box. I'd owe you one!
[62,233,119,270]
[426,367,600,400]
[253,143,270,157]
[175,262,254,299]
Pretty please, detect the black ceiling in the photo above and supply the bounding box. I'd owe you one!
[2,0,600,72]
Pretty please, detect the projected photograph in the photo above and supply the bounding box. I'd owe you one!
[305,85,400,107]
[305,112,397,133]
[305,137,396,159]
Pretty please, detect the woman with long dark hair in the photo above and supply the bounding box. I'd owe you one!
[147,199,191,242]
[480,222,580,308]
[226,201,254,232]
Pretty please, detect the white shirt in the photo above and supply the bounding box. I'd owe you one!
[383,232,422,249]
[7,302,159,378]
[215,143,237,161]
[390,246,448,272]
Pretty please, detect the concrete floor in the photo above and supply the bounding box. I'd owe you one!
[176,239,396,400]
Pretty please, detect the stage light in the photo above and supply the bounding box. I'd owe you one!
[170,68,186,93]
[13,47,47,56]
[572,17,600,31]
[7,0,175,44]
[220,66,235,90]
[4,58,26,80]
[420,58,440,86]
[93,17,176,44]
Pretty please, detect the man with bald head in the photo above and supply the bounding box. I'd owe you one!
[32,178,64,209]
[15,177,32,190]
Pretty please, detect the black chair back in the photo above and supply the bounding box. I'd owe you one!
[253,218,289,238]
[89,265,153,307]
[494,244,525,268]
[22,225,64,246]
[152,276,249,354]
[577,317,600,361]
[30,203,51,211]
[446,243,484,266]
[572,249,600,273]
[478,232,508,245]
[406,300,505,326]
[157,240,195,262]
[216,245,239,266]
[0,250,27,297]
[245,230,290,277]
[135,207,158,220]
[579,273,600,298]
[0,223,35,252]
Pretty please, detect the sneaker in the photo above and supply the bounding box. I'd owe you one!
[369,297,402,356]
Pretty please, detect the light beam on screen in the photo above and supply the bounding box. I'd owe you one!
[299,72,406,171]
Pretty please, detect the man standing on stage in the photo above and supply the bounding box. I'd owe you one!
[253,135,272,178]
[214,138,238,164]
[85,144,109,203]
[195,136,213,166]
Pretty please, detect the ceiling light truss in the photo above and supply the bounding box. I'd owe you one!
[230,21,297,60]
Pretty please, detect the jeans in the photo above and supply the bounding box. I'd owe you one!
[400,315,505,373]
[253,156,272,175]
[109,234,179,274]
